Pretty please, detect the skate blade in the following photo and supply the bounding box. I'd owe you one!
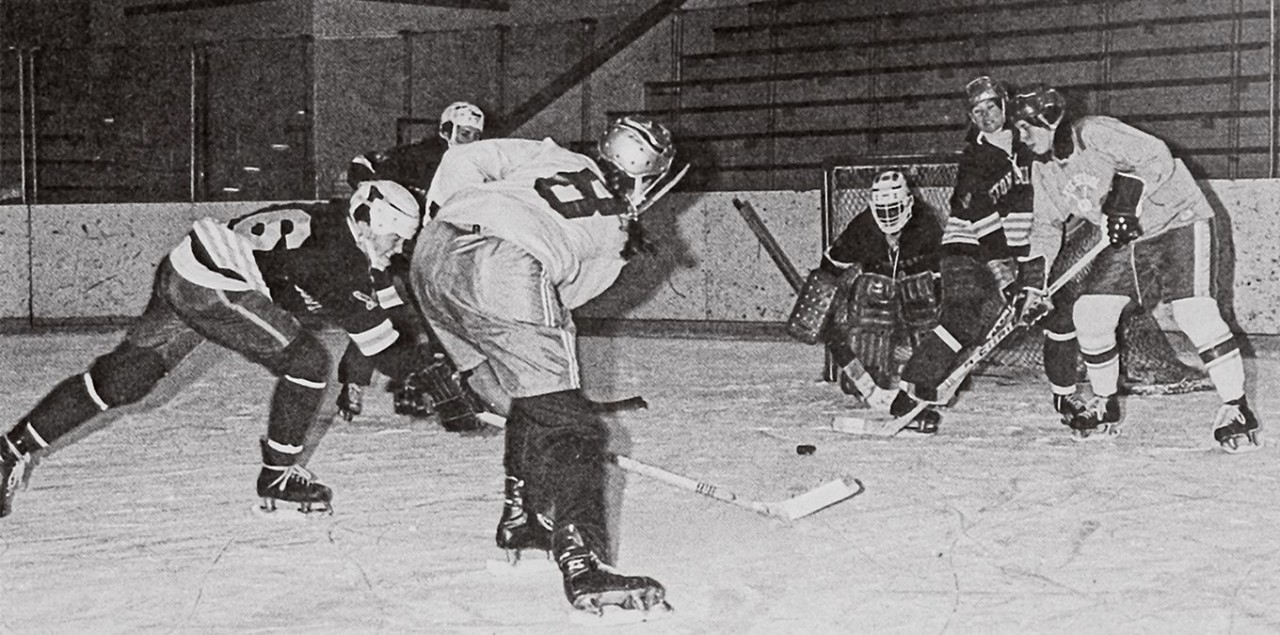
[568,601,673,627]
[1070,425,1120,443]
[250,499,334,520]
[1219,434,1264,455]
[484,555,557,577]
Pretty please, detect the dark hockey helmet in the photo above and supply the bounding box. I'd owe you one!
[1009,84,1065,129]
[965,75,1007,109]
[869,170,914,234]
[597,115,675,206]
[439,101,485,147]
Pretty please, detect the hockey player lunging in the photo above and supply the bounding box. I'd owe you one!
[411,116,677,616]
[1009,84,1259,451]
[792,170,943,431]
[336,101,488,425]
[0,181,437,518]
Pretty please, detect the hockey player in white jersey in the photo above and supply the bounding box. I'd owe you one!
[412,116,677,617]
[1009,84,1258,451]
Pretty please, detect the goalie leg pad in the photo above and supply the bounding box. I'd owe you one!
[786,268,840,345]
[849,272,899,384]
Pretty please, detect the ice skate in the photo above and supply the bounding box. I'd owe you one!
[256,438,333,515]
[555,524,670,619]
[495,476,552,565]
[1212,396,1261,454]
[891,390,941,434]
[1067,394,1121,441]
[1053,393,1088,427]
[336,382,364,422]
[0,437,33,519]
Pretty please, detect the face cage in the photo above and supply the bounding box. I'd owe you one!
[871,198,912,234]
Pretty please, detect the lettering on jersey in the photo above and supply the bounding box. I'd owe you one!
[351,290,378,311]
[986,164,1029,206]
[231,207,313,251]
[533,169,631,219]
[1064,173,1103,213]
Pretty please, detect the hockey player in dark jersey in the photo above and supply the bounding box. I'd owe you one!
[412,116,677,617]
[0,181,434,518]
[337,101,486,424]
[802,170,943,431]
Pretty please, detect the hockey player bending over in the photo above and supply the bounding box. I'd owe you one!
[1009,84,1259,451]
[412,116,677,615]
[0,181,439,519]
[790,170,942,431]
[337,101,487,425]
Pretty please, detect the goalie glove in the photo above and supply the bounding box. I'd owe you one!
[1011,255,1052,324]
[1102,172,1144,246]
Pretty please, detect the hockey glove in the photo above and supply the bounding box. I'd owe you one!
[986,258,1018,300]
[1102,173,1144,246]
[1011,255,1052,324]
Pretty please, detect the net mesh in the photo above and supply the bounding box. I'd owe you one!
[821,158,1204,385]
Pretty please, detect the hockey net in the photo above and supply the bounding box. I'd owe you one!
[820,156,1202,386]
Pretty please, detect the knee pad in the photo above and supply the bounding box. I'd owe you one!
[1170,297,1233,350]
[88,342,168,407]
[1072,295,1128,353]
[268,330,331,386]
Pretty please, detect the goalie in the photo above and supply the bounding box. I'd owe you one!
[788,169,944,432]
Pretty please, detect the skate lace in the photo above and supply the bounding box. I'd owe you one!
[266,464,317,492]
[3,452,29,493]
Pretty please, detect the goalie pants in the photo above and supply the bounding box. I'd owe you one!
[7,259,327,456]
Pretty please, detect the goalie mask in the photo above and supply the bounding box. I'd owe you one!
[439,101,485,147]
[869,170,913,234]
[597,115,676,208]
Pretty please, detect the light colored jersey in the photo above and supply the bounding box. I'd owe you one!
[1028,116,1213,267]
[427,138,632,309]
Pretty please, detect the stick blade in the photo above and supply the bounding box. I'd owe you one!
[831,415,902,437]
[778,478,864,520]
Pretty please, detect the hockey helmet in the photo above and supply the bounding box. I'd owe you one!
[439,101,485,147]
[869,170,914,234]
[349,180,421,239]
[597,115,676,206]
[965,76,1007,109]
[1009,84,1065,129]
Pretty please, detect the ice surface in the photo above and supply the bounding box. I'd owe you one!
[1,330,1278,633]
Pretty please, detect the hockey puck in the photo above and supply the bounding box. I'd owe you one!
[796,444,816,456]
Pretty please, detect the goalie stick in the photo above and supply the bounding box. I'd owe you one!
[836,239,1111,436]
[474,410,863,521]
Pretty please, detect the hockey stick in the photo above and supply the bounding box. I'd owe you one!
[732,197,807,292]
[473,409,862,520]
[733,196,879,387]
[836,239,1111,436]
[612,454,863,521]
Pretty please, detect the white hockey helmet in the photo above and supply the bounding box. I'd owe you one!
[1009,84,1066,129]
[869,170,914,234]
[349,180,421,239]
[597,115,675,206]
[439,101,485,147]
